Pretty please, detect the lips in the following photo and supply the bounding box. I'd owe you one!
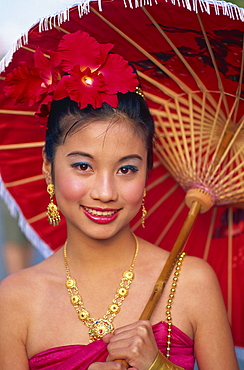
[82,206,119,224]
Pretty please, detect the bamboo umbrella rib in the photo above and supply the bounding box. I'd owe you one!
[154,139,180,179]
[142,7,225,118]
[150,109,214,127]
[215,172,244,196]
[146,96,217,132]
[155,201,186,246]
[139,71,219,120]
[172,98,191,167]
[197,14,229,117]
[0,109,35,116]
[158,107,188,170]
[28,211,46,224]
[90,5,223,113]
[203,207,217,261]
[146,184,180,218]
[152,157,163,170]
[131,183,180,232]
[202,93,224,177]
[154,125,188,178]
[233,36,244,124]
[0,142,44,150]
[206,118,244,184]
[227,208,233,324]
[209,146,244,186]
[146,172,171,192]
[188,94,196,173]
[52,24,70,34]
[4,174,44,188]
[211,151,244,190]
[196,92,206,179]
[21,45,50,59]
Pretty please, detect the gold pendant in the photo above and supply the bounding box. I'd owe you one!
[88,318,114,342]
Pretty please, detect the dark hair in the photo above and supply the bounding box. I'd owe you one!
[45,92,155,171]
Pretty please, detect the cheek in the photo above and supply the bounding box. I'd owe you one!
[54,172,87,203]
[121,181,145,208]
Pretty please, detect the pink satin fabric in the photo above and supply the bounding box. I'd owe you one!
[29,321,194,369]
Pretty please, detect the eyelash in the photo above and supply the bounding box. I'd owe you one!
[71,163,138,174]
[71,162,92,171]
[118,165,138,174]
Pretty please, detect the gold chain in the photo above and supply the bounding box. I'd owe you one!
[63,234,139,342]
[165,252,186,359]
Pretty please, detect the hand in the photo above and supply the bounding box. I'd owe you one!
[103,320,158,370]
[88,361,130,370]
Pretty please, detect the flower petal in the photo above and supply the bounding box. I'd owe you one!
[62,66,107,109]
[58,31,113,73]
[3,62,47,106]
[100,54,138,94]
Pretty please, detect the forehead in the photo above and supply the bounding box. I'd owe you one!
[63,119,146,153]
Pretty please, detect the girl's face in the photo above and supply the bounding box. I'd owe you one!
[44,118,148,240]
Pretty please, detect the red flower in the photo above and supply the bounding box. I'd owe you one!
[4,48,57,109]
[56,31,138,108]
[4,30,139,114]
[57,31,114,73]
[4,62,47,106]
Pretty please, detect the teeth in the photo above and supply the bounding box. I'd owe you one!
[84,207,116,217]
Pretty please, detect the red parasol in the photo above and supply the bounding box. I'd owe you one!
[0,0,243,346]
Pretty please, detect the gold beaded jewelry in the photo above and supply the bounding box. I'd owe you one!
[141,189,147,228]
[46,184,61,226]
[64,234,139,343]
[166,252,186,359]
[135,86,145,98]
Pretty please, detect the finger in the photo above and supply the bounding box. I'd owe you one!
[88,361,129,370]
[103,333,114,343]
[112,320,150,337]
[108,320,154,347]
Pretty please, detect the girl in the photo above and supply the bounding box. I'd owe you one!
[0,30,238,370]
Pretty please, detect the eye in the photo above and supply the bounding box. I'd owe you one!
[71,162,92,172]
[118,165,138,175]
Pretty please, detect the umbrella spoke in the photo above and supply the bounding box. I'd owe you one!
[0,142,44,150]
[4,174,44,188]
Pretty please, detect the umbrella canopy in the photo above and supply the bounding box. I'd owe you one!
[0,0,243,346]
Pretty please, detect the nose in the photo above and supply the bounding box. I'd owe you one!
[90,172,118,203]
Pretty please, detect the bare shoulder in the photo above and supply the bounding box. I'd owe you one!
[0,251,62,314]
[0,251,62,369]
[180,254,218,284]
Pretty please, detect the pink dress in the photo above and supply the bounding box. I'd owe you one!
[29,321,194,370]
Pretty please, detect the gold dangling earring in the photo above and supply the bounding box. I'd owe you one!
[46,184,61,226]
[141,189,147,229]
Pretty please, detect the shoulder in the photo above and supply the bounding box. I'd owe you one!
[181,254,218,284]
[176,254,222,302]
[0,251,61,307]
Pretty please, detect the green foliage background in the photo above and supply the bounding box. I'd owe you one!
[225,0,243,7]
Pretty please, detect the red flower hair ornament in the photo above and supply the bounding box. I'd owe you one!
[4,31,139,118]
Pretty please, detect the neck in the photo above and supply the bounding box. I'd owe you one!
[63,227,138,273]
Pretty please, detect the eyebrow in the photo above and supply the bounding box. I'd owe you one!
[119,155,143,162]
[66,152,142,162]
[67,152,94,159]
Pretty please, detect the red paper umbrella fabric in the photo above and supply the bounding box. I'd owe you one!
[0,0,244,346]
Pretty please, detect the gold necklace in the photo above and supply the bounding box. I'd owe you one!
[63,234,139,342]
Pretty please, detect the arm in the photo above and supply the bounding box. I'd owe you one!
[185,257,239,370]
[0,274,30,370]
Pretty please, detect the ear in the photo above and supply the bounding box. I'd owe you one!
[42,148,52,185]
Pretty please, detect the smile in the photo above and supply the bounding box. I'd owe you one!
[82,206,119,224]
[83,207,117,216]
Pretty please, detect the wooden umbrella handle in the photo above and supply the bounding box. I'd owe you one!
[114,200,201,368]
